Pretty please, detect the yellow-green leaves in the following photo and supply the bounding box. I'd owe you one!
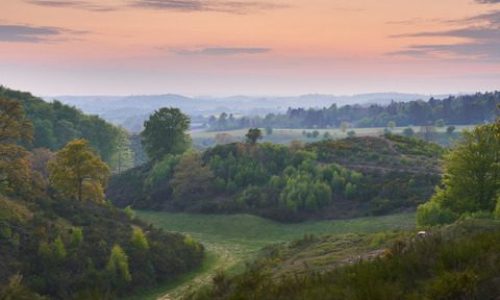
[48,139,110,202]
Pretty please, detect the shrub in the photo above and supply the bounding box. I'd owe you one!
[417,200,457,227]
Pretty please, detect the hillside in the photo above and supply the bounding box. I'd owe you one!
[190,219,500,300]
[0,89,204,299]
[108,134,443,221]
[0,196,203,299]
[0,86,128,168]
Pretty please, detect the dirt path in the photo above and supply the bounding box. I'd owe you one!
[156,242,245,300]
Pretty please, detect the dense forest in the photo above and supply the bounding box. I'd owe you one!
[0,86,133,172]
[207,92,500,130]
[109,126,443,221]
[0,90,204,299]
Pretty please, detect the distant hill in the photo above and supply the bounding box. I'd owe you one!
[51,92,430,132]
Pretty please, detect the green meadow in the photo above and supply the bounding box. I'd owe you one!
[130,211,416,299]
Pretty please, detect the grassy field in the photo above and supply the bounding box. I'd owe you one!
[130,212,416,299]
[191,125,473,147]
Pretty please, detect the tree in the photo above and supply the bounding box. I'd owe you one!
[387,121,396,130]
[0,98,33,195]
[245,128,262,145]
[48,139,110,202]
[347,130,356,138]
[131,227,149,250]
[106,244,132,283]
[417,123,499,225]
[403,127,415,137]
[170,152,215,207]
[111,129,134,173]
[141,107,191,161]
[30,148,54,179]
[435,119,445,128]
[446,126,456,135]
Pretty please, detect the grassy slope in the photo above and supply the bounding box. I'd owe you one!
[133,211,415,299]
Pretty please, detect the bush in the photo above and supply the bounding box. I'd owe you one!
[417,201,457,227]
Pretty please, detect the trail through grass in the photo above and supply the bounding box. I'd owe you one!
[132,212,415,299]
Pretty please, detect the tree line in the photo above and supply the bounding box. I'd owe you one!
[207,92,499,130]
[0,86,134,172]
[108,108,443,221]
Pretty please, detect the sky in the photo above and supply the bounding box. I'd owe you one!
[0,0,499,96]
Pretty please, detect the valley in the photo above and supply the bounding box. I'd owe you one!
[130,212,416,299]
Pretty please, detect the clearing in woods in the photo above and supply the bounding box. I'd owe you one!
[128,211,416,300]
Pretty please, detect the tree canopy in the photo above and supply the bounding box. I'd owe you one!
[417,122,500,226]
[0,97,33,196]
[141,107,191,161]
[48,139,110,202]
[245,128,263,145]
[0,86,131,172]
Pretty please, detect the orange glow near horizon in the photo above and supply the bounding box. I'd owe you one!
[0,0,499,96]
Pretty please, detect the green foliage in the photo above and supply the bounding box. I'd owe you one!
[171,152,215,208]
[144,154,179,188]
[0,275,47,300]
[0,86,124,167]
[0,97,32,196]
[207,92,499,130]
[131,227,149,250]
[0,88,204,300]
[416,199,457,227]
[192,220,500,300]
[418,123,499,226]
[110,135,442,221]
[124,206,136,220]
[107,244,132,283]
[495,196,500,219]
[402,127,414,137]
[48,139,110,202]
[70,227,84,247]
[245,128,263,144]
[141,107,191,161]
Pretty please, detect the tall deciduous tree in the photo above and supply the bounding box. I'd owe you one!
[141,108,190,161]
[0,97,33,195]
[417,123,499,226]
[48,139,110,202]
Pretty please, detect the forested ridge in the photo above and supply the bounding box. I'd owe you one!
[208,91,499,130]
[0,88,204,299]
[0,86,131,170]
[108,133,443,221]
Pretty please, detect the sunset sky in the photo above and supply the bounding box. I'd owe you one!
[1,0,499,96]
